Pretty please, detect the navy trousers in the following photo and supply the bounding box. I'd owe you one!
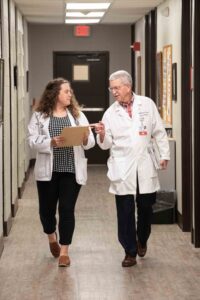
[115,190,156,257]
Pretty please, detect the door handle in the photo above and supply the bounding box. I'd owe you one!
[81,108,104,112]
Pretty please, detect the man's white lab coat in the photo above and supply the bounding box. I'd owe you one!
[97,94,170,195]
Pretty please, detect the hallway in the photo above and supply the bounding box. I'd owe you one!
[0,166,200,300]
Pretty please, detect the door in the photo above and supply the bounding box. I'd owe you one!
[53,51,109,164]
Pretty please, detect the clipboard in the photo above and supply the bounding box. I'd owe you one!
[147,139,161,170]
[60,126,89,147]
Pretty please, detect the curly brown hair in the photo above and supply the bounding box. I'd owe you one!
[35,77,81,119]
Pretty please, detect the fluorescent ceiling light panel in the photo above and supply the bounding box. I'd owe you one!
[65,18,100,24]
[66,3,110,10]
[66,12,105,17]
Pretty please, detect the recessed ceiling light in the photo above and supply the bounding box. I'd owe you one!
[66,12,105,18]
[65,18,100,24]
[66,3,110,10]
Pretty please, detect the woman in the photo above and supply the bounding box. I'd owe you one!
[28,78,95,267]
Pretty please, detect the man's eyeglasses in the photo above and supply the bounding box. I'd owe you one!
[108,85,123,93]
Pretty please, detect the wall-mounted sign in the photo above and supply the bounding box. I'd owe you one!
[73,65,89,81]
[74,25,90,37]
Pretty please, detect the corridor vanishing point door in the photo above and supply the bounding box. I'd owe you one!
[53,51,109,164]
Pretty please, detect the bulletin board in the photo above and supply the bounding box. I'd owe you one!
[162,45,172,124]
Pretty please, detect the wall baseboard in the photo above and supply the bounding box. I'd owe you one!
[25,160,34,181]
[152,207,176,224]
[18,159,35,199]
[3,213,12,236]
[177,211,183,230]
[18,181,26,199]
[12,197,19,217]
[29,158,36,168]
[2,159,35,240]
[0,234,4,258]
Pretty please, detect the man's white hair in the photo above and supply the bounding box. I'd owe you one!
[109,70,132,86]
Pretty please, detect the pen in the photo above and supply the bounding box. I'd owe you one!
[89,123,99,128]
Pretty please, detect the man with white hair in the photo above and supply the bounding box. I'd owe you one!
[95,70,170,267]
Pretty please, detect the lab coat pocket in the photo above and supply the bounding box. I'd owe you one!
[139,154,158,179]
[35,153,48,177]
[75,157,88,184]
[147,158,158,178]
[107,157,126,182]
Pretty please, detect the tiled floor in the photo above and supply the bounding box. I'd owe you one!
[0,166,200,300]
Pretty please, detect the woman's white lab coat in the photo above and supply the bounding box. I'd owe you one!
[28,109,95,185]
[97,94,170,195]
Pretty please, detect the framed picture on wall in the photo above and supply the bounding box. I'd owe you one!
[156,52,163,116]
[172,63,177,101]
[0,59,4,123]
[162,44,172,124]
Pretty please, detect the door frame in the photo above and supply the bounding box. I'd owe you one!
[193,0,200,247]
[180,0,192,232]
[53,50,110,111]
[53,50,110,165]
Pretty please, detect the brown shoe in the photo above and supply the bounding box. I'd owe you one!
[58,255,70,267]
[122,255,137,267]
[49,241,60,258]
[137,241,147,257]
[49,233,60,258]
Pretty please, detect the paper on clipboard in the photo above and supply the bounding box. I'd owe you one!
[60,126,89,147]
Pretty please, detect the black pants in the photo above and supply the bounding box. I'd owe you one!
[37,172,81,245]
[115,191,156,257]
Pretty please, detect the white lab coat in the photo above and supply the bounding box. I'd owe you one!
[97,94,170,195]
[28,109,95,185]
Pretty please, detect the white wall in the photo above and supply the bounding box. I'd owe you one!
[135,17,146,95]
[16,11,27,188]
[0,0,29,239]
[0,127,3,241]
[10,0,18,210]
[157,0,182,213]
[23,20,30,172]
[28,24,132,104]
[134,0,182,213]
[2,0,12,229]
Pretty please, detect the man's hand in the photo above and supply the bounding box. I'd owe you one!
[94,121,105,143]
[160,160,168,170]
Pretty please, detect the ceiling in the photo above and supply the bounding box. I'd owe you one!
[14,0,165,24]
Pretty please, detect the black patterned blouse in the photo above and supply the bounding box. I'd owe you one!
[49,115,75,173]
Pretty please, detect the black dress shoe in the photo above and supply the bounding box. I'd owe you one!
[122,255,137,267]
[137,241,147,257]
